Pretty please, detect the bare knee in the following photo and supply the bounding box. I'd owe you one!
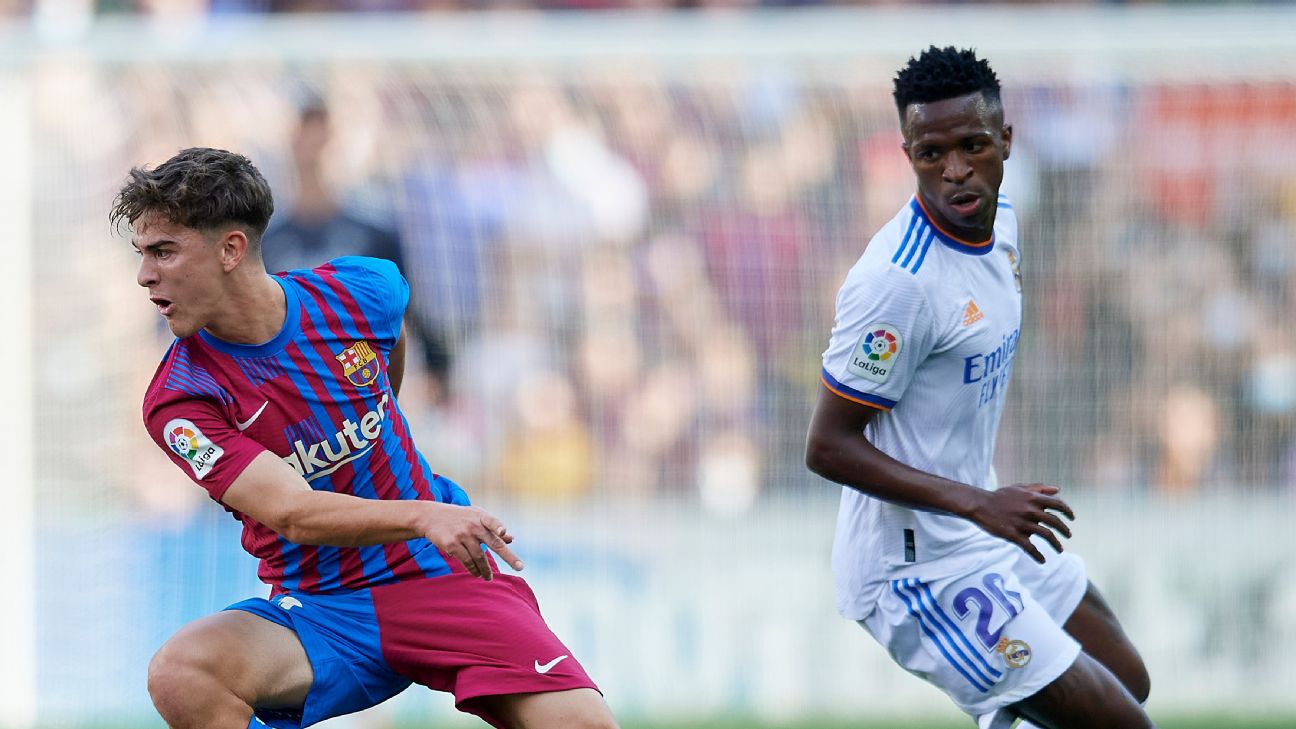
[147,637,225,724]
[147,618,262,728]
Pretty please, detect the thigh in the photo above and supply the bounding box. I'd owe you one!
[227,591,414,727]
[1011,651,1152,729]
[157,609,313,711]
[469,687,616,729]
[1062,582,1151,701]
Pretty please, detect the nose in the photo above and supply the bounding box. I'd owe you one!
[943,151,973,183]
[137,256,157,288]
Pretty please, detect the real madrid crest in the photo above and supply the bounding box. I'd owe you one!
[335,341,380,387]
[1006,250,1023,293]
[996,636,1032,668]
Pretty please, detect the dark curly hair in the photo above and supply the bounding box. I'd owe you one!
[893,46,1001,121]
[110,147,274,244]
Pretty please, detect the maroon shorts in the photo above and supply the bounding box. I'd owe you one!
[372,571,598,721]
[230,569,597,728]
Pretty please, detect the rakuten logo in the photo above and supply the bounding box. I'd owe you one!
[282,394,390,481]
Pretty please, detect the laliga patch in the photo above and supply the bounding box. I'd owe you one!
[163,418,224,480]
[848,323,903,383]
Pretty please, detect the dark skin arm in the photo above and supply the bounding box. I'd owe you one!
[804,385,1074,563]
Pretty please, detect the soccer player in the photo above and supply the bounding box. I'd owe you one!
[805,48,1153,729]
[115,147,618,729]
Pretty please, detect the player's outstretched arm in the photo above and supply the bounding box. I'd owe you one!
[220,451,524,579]
[805,385,1073,563]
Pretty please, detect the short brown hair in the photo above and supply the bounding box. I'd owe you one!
[110,147,275,242]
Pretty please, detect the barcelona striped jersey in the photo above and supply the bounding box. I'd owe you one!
[143,257,469,594]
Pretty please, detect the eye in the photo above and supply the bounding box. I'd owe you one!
[156,249,173,260]
[916,148,940,162]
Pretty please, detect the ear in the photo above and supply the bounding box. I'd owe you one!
[1001,124,1013,161]
[899,109,916,163]
[218,229,250,273]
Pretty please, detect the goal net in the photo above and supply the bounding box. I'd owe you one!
[8,6,1296,726]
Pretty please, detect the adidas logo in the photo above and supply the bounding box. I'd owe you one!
[963,300,984,326]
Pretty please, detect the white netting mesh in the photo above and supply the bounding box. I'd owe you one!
[11,8,1296,725]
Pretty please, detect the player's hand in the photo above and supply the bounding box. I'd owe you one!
[418,502,524,580]
[967,484,1075,564]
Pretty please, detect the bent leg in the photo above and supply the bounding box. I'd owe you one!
[470,688,618,729]
[1063,582,1151,702]
[1011,651,1154,729]
[148,610,313,729]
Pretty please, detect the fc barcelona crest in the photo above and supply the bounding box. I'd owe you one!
[335,341,380,387]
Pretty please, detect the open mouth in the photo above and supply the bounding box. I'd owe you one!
[949,192,981,216]
[150,296,175,317]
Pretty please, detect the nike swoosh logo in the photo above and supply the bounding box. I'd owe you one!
[534,655,569,674]
[235,401,269,432]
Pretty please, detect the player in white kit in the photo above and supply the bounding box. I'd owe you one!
[805,47,1153,729]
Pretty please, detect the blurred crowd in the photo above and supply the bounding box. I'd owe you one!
[30,54,1296,521]
[0,0,1274,23]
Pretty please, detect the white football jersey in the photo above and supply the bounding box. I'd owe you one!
[822,194,1025,620]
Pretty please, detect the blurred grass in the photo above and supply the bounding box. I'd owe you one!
[40,718,1296,729]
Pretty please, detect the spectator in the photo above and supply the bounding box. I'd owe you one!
[263,92,453,399]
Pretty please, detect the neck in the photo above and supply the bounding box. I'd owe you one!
[202,267,286,345]
[293,168,337,223]
[918,191,995,244]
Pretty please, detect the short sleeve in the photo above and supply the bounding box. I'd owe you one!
[821,264,936,410]
[143,393,267,502]
[328,256,410,348]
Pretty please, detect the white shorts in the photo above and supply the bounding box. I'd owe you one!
[859,546,1088,725]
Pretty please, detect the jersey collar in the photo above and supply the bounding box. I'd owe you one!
[911,195,995,256]
[197,275,301,358]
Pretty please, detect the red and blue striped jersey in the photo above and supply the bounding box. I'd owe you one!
[143,257,468,594]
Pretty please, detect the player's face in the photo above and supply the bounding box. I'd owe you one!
[902,92,1012,241]
[133,213,227,339]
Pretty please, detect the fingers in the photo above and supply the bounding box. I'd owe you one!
[446,544,484,579]
[988,485,1077,564]
[1017,536,1047,564]
[467,540,493,581]
[428,506,525,579]
[488,541,525,572]
[1037,510,1072,539]
[478,515,524,571]
[1037,495,1076,522]
[1026,522,1065,556]
[479,514,510,543]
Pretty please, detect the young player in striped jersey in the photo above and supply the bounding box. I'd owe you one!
[117,148,617,729]
[805,48,1154,729]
